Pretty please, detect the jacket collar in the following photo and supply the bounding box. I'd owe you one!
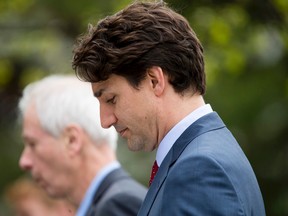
[138,112,225,216]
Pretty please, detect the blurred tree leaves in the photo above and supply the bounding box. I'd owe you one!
[0,0,287,215]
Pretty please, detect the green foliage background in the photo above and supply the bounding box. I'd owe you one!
[0,0,287,215]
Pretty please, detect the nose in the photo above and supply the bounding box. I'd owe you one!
[100,105,117,128]
[19,148,32,171]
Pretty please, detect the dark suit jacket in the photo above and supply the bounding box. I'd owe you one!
[138,112,266,216]
[86,167,147,216]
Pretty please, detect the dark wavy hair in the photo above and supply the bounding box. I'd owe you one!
[72,1,206,95]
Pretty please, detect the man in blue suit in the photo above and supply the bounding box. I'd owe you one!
[72,1,266,215]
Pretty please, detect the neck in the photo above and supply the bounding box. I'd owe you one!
[68,144,117,207]
[157,93,205,147]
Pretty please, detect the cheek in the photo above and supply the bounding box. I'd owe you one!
[34,147,60,170]
[116,91,151,122]
[116,103,135,122]
[33,154,52,173]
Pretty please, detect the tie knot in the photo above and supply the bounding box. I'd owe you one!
[149,160,159,186]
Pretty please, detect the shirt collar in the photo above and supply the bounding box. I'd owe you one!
[156,104,213,166]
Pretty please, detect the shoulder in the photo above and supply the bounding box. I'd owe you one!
[107,174,147,199]
[90,169,147,216]
[96,179,147,216]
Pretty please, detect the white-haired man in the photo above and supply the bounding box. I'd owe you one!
[18,75,147,216]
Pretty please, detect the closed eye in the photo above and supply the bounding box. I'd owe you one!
[24,141,36,150]
[106,96,116,104]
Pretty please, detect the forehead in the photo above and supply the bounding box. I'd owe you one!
[22,105,50,141]
[91,75,129,98]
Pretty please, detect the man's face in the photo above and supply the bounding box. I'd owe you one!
[15,197,73,216]
[19,105,71,198]
[92,74,159,152]
[15,197,49,216]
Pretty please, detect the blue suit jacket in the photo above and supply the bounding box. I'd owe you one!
[138,112,265,216]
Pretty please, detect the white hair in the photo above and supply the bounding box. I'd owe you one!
[18,74,117,150]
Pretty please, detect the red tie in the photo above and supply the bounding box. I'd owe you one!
[149,160,159,186]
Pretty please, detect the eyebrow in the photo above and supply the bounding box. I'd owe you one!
[94,89,104,98]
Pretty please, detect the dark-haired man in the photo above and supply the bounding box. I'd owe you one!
[72,2,265,215]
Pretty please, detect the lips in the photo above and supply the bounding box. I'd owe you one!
[119,129,128,137]
[33,174,45,186]
[113,122,130,138]
[115,126,128,137]
[34,176,42,184]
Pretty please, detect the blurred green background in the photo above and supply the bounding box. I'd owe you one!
[0,0,287,215]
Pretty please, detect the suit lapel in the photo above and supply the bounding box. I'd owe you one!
[86,168,129,216]
[170,112,225,164]
[138,112,225,216]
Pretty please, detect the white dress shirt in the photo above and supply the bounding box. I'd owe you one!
[156,104,213,166]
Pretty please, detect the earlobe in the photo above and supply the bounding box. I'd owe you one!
[147,66,165,96]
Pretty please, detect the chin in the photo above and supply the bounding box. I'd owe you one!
[47,189,63,199]
[127,140,146,152]
[42,184,59,197]
[127,143,140,152]
[127,145,138,152]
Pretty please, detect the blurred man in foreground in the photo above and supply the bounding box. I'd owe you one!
[5,176,75,216]
[18,75,147,216]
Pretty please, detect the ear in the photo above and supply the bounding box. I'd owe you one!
[62,124,83,156]
[147,66,166,97]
